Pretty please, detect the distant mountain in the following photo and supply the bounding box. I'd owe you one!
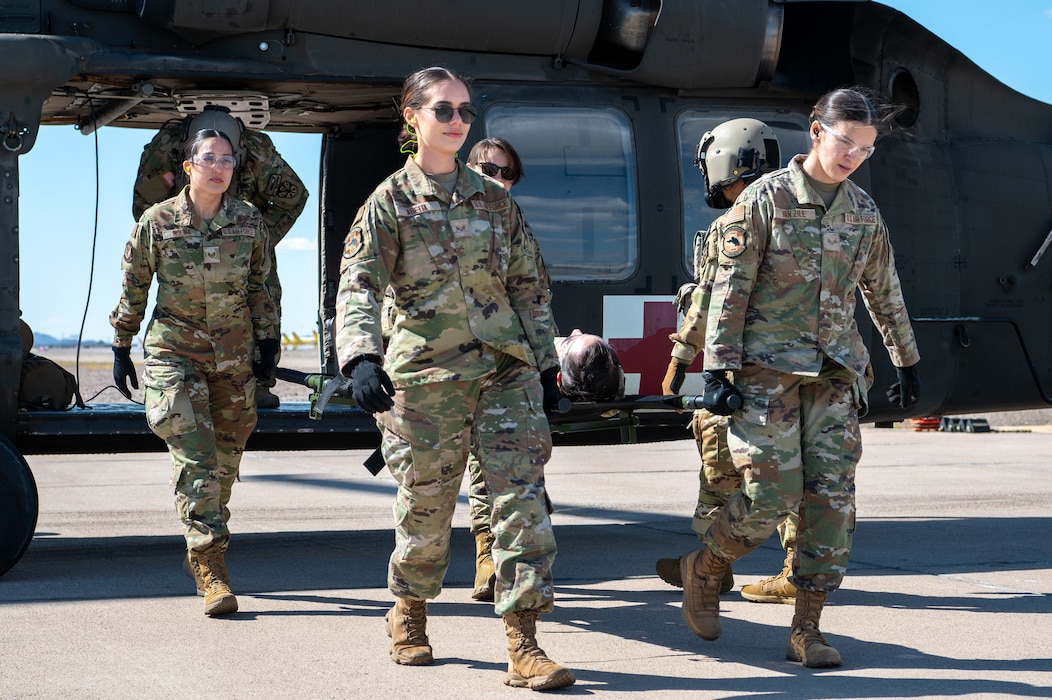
[32,333,110,348]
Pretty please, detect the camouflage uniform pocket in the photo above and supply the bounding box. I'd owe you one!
[143,362,197,439]
[376,401,441,450]
[853,363,875,417]
[736,391,769,427]
[693,409,731,468]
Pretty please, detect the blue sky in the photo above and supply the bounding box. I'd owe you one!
[18,1,1052,342]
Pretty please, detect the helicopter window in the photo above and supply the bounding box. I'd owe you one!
[676,110,810,278]
[485,106,638,282]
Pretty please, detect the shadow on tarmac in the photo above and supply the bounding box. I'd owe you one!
[7,517,1052,599]
[4,517,1050,698]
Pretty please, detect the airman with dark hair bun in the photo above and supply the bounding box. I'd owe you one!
[679,87,920,668]
[336,67,574,691]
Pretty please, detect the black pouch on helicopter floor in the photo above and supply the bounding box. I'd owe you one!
[18,353,82,410]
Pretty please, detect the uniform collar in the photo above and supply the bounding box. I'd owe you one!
[788,154,859,216]
[402,156,485,207]
[172,185,233,229]
[788,155,826,209]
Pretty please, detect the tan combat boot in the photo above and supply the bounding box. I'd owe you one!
[182,551,204,596]
[656,555,733,593]
[680,546,731,640]
[385,598,433,665]
[786,589,842,668]
[471,531,496,602]
[502,610,576,691]
[740,544,797,604]
[189,544,238,617]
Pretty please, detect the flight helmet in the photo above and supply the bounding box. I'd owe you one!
[186,105,244,162]
[695,118,780,208]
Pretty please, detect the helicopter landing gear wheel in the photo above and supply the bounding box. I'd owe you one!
[0,436,37,577]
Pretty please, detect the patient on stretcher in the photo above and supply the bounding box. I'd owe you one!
[556,329,625,402]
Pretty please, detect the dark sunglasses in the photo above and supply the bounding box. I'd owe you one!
[477,162,518,181]
[423,103,478,124]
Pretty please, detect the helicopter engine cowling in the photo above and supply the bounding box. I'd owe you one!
[131,0,783,90]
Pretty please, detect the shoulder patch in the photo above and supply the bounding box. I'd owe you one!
[720,225,747,258]
[343,227,365,259]
[725,205,745,224]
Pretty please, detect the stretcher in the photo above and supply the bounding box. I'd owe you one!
[275,367,702,445]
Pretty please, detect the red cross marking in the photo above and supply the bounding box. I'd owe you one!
[607,301,703,395]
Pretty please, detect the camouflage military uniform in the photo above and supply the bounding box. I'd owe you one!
[460,204,556,536]
[381,287,491,538]
[336,158,559,615]
[133,122,308,389]
[669,213,798,550]
[111,187,277,551]
[702,155,919,591]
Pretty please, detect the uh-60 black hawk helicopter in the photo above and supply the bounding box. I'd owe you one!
[1,0,1051,576]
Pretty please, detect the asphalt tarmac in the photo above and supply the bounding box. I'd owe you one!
[2,424,1050,699]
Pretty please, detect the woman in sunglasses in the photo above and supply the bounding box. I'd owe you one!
[334,66,574,691]
[678,87,921,668]
[466,136,553,313]
[460,135,562,607]
[110,128,279,618]
[467,136,523,188]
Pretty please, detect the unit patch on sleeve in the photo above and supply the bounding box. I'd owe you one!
[720,225,747,258]
[343,226,365,259]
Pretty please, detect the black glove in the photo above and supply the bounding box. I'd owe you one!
[350,358,395,414]
[700,369,742,416]
[253,338,281,382]
[540,367,568,413]
[112,345,138,400]
[662,359,687,395]
[886,364,920,409]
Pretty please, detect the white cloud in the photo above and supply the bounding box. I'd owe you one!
[277,236,317,252]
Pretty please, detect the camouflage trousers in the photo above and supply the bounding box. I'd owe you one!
[376,351,556,615]
[464,451,491,535]
[143,354,256,551]
[702,361,861,591]
[691,408,798,549]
